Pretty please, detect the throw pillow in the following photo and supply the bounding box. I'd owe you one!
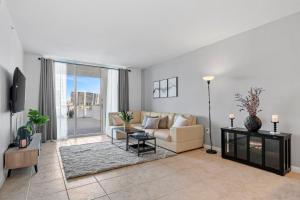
[111,115,123,126]
[144,117,160,129]
[142,116,149,127]
[142,116,158,127]
[172,115,189,127]
[158,116,168,129]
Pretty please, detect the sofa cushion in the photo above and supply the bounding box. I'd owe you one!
[172,115,189,127]
[160,112,175,128]
[158,116,168,129]
[144,117,160,129]
[154,130,171,142]
[130,111,141,124]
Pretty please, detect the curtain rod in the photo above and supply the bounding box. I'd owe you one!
[38,57,131,72]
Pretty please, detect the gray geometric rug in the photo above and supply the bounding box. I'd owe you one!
[59,141,176,179]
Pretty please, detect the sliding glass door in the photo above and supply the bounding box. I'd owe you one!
[56,62,104,138]
[73,65,102,136]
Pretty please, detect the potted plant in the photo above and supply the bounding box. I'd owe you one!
[235,87,264,132]
[119,111,133,130]
[27,109,49,134]
[68,109,74,118]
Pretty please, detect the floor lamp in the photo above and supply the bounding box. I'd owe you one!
[203,76,217,154]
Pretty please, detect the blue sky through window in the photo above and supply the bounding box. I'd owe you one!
[67,74,100,98]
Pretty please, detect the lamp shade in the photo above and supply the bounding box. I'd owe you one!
[202,76,215,81]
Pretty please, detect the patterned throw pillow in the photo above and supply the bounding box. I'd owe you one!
[144,117,160,129]
[111,115,123,126]
[172,115,188,127]
[158,116,168,129]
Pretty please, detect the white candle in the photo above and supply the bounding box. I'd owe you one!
[229,113,235,119]
[272,115,279,123]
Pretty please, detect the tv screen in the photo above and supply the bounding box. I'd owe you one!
[10,67,26,113]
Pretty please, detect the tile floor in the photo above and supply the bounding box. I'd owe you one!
[0,135,300,200]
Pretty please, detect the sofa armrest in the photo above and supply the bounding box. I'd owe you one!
[170,125,204,142]
[108,112,120,126]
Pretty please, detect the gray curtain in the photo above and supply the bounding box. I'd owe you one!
[118,69,129,111]
[39,58,57,142]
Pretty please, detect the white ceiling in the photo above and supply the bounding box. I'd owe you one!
[6,0,300,68]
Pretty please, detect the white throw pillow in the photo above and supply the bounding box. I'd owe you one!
[172,115,189,127]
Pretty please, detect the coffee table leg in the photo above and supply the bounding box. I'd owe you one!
[154,139,156,154]
[111,129,113,144]
[138,141,140,156]
[126,134,129,151]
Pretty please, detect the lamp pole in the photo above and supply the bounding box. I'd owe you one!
[203,76,217,154]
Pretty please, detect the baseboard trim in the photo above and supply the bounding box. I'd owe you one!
[291,165,300,174]
[203,144,221,153]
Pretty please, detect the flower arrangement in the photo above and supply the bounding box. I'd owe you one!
[119,111,133,130]
[119,111,133,123]
[235,87,264,117]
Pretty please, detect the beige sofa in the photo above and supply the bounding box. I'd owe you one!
[107,111,204,153]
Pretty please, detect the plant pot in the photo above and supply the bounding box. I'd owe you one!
[244,115,262,132]
[124,122,131,130]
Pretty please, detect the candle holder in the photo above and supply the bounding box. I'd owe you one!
[270,121,279,134]
[229,118,235,129]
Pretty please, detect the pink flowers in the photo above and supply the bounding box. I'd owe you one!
[235,87,264,117]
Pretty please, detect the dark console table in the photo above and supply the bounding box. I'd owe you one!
[221,128,291,175]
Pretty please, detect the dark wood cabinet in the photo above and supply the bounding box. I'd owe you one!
[221,128,291,175]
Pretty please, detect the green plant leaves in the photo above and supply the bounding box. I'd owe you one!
[119,111,133,123]
[27,109,49,125]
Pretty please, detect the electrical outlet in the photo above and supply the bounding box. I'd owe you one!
[205,128,210,134]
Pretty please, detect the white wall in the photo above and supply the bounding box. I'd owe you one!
[23,53,41,117]
[0,0,23,187]
[142,12,300,167]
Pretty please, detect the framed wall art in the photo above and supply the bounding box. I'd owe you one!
[153,81,160,98]
[159,79,168,98]
[167,77,178,97]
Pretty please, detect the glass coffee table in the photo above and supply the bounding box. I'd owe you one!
[128,132,156,156]
[111,127,145,151]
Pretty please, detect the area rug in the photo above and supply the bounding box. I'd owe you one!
[59,141,176,179]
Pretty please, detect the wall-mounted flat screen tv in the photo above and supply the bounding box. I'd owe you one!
[10,67,26,113]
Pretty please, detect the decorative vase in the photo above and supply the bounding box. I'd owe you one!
[244,115,262,132]
[124,122,131,130]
